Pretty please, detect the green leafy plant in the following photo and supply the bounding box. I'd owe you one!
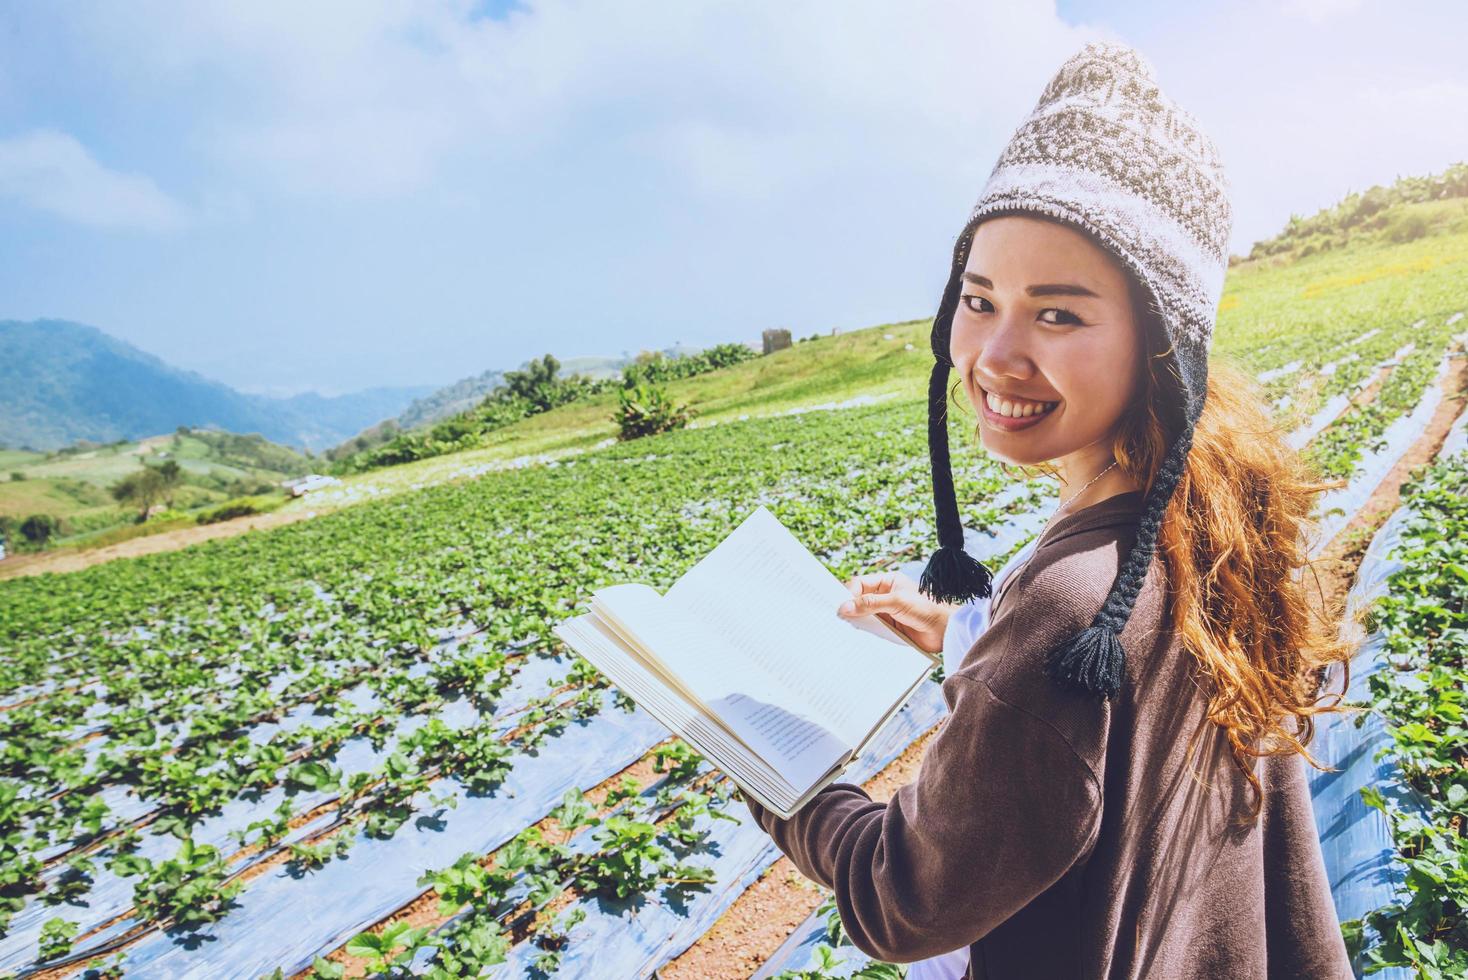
[611,382,693,441]
[1338,450,1468,976]
[344,920,431,973]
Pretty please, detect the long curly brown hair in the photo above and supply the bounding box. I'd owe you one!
[958,265,1356,822]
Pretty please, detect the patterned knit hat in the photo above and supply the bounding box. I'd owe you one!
[919,39,1233,699]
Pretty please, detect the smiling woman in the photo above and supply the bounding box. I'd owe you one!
[741,38,1357,980]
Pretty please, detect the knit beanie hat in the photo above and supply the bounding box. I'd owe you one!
[919,39,1233,700]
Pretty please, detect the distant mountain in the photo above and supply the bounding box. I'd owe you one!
[0,319,434,452]
[393,367,508,431]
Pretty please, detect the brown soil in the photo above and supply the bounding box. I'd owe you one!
[0,508,312,581]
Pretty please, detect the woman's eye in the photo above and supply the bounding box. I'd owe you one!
[1039,307,1083,326]
[960,294,1083,326]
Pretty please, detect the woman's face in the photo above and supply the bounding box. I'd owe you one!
[949,214,1144,473]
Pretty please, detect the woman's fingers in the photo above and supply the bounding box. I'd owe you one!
[837,589,909,619]
[844,572,897,599]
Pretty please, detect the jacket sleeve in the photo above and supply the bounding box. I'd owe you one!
[739,632,1104,963]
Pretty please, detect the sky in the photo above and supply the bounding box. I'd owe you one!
[2,1,1465,397]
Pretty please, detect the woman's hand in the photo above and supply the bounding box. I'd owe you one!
[837,572,959,655]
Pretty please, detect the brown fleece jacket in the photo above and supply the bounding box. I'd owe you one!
[741,490,1352,979]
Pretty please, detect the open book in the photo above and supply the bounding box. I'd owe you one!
[552,505,938,819]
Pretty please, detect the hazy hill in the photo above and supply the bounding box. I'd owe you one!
[0,319,433,452]
[332,348,698,459]
[391,353,642,433]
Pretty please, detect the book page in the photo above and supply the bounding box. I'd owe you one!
[590,583,850,791]
[554,613,807,808]
[664,505,934,748]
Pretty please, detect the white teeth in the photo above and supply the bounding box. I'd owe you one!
[985,390,1056,419]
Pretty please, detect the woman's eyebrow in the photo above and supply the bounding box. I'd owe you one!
[961,271,1101,299]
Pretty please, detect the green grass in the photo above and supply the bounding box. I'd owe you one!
[0,476,114,518]
[0,449,44,469]
[1,430,310,548]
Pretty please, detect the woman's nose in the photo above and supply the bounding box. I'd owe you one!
[972,315,1034,382]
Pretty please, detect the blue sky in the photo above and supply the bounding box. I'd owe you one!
[2,1,1465,396]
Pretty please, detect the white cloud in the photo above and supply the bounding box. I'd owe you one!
[1281,0,1368,23]
[0,129,189,231]
[53,0,1104,202]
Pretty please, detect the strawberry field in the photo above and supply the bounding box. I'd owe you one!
[2,232,1467,977]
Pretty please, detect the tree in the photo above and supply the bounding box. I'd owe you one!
[155,460,183,507]
[19,514,60,548]
[502,353,563,411]
[111,467,167,521]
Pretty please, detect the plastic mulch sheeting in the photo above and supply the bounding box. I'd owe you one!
[1308,391,1466,980]
[109,692,672,977]
[0,645,570,973]
[477,681,949,979]
[1309,347,1453,558]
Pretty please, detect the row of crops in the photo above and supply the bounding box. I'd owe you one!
[0,292,1464,976]
[1337,416,1468,977]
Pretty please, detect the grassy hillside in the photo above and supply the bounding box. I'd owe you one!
[0,428,313,551]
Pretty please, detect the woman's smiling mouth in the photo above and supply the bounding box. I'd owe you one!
[979,385,1059,431]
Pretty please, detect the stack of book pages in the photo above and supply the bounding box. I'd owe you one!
[554,505,937,818]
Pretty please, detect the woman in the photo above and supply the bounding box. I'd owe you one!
[740,40,1356,978]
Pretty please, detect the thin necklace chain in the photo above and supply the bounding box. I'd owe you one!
[1035,459,1118,550]
[1056,459,1118,520]
[996,459,1121,609]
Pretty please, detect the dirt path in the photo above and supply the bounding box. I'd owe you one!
[661,346,1468,980]
[0,508,313,581]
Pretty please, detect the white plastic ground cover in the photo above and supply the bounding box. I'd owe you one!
[0,647,570,973]
[1305,399,1466,980]
[473,681,949,979]
[31,654,430,863]
[106,692,672,976]
[1288,339,1421,452]
[38,628,535,857]
[1308,348,1454,558]
[751,911,868,980]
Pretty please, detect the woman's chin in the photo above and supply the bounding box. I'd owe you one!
[978,435,1053,467]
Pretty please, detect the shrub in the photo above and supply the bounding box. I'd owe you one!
[196,500,260,525]
[611,383,693,441]
[1385,211,1429,243]
[18,513,61,548]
